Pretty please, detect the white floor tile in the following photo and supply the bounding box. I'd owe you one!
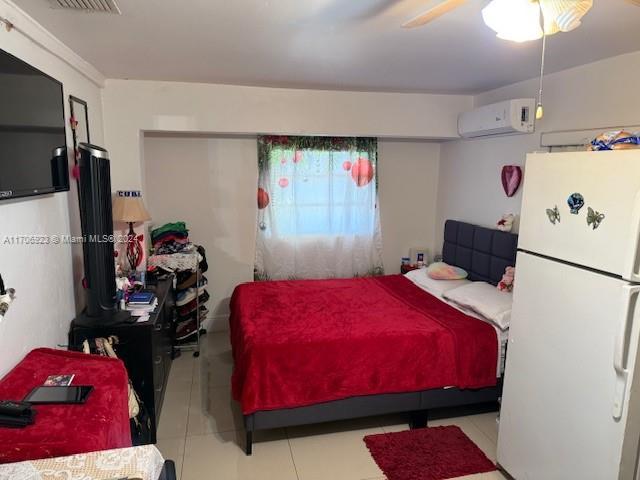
[459,472,506,479]
[288,419,385,480]
[429,416,497,463]
[157,387,191,440]
[194,349,233,388]
[155,436,186,480]
[181,430,297,480]
[187,383,243,435]
[378,414,410,434]
[468,412,499,443]
[199,331,232,357]
[170,352,196,375]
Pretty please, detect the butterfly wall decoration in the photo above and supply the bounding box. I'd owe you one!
[546,206,560,225]
[586,207,605,230]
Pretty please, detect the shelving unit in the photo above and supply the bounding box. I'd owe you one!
[148,239,209,358]
[172,253,206,358]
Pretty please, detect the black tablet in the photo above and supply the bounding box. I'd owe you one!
[23,386,94,404]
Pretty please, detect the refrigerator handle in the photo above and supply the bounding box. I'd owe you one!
[623,191,640,282]
[613,285,640,420]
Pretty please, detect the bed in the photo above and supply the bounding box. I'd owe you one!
[230,220,518,454]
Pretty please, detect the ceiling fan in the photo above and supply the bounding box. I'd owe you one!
[403,0,640,120]
[403,0,640,43]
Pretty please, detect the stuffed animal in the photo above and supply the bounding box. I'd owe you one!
[0,288,16,324]
[496,213,515,232]
[498,266,515,292]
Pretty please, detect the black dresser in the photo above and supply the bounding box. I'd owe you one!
[69,277,174,445]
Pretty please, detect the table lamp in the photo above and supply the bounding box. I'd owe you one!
[112,190,151,272]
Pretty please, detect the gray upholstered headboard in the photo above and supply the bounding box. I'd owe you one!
[442,220,518,286]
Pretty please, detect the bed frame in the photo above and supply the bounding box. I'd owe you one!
[242,220,518,454]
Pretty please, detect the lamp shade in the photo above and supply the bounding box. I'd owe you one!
[112,190,151,224]
[482,0,543,43]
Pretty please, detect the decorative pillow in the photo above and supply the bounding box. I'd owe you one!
[443,282,513,330]
[426,262,468,281]
[404,268,471,297]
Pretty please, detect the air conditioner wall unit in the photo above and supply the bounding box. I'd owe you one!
[458,98,536,138]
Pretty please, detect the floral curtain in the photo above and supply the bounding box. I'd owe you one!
[255,136,384,280]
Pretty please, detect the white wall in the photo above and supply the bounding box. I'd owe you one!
[143,135,258,331]
[0,4,104,376]
[102,79,472,191]
[378,141,441,269]
[436,51,640,238]
[142,136,440,330]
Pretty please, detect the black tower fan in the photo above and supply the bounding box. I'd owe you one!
[74,143,131,326]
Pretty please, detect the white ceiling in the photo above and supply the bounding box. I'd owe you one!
[13,0,640,94]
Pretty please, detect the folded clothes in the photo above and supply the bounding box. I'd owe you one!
[176,276,207,294]
[155,241,192,255]
[176,271,197,290]
[152,232,189,248]
[151,222,188,242]
[162,231,187,240]
[176,305,209,322]
[197,245,208,273]
[176,278,209,306]
[176,288,198,307]
[148,248,200,272]
[177,291,210,317]
[175,318,199,342]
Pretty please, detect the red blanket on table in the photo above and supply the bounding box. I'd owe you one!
[230,275,498,415]
[0,348,131,464]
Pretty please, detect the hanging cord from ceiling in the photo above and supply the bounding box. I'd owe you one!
[536,29,547,120]
[535,1,549,121]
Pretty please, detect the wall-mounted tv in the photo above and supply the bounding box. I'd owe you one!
[0,48,68,201]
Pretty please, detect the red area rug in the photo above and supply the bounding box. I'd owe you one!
[364,426,496,480]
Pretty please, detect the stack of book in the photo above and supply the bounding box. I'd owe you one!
[126,291,158,317]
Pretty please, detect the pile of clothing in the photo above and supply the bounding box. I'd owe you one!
[148,221,209,345]
[151,222,191,255]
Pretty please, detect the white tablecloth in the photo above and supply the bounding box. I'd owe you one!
[0,445,164,480]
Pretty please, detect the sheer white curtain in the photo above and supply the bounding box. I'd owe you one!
[255,136,384,280]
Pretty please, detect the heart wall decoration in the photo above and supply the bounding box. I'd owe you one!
[501,165,523,197]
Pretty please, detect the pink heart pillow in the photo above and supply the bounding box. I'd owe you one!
[427,262,468,280]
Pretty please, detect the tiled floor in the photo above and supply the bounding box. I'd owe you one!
[156,332,507,480]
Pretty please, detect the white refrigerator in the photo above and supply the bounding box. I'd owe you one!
[497,150,640,479]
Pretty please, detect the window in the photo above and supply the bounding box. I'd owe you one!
[255,136,383,280]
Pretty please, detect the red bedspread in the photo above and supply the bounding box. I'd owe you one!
[230,274,498,415]
[0,348,131,464]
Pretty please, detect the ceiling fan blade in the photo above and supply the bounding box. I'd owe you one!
[402,0,468,28]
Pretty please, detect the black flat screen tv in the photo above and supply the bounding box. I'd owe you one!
[0,48,68,201]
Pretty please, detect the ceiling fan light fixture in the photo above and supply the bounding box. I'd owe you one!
[540,0,593,33]
[482,0,543,43]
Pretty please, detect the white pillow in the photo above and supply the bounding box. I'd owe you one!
[443,281,513,330]
[404,268,472,298]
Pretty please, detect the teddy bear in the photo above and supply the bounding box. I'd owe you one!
[496,213,515,232]
[498,266,515,292]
